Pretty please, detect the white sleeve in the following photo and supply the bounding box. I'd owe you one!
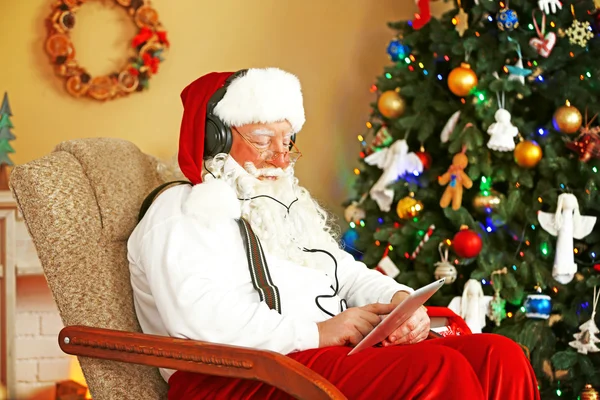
[336,251,413,307]
[138,216,319,354]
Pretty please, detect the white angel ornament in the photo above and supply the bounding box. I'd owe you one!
[448,279,492,334]
[538,193,597,284]
[363,139,423,212]
[539,0,562,15]
[487,109,518,151]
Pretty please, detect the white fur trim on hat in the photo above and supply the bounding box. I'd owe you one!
[214,68,306,133]
[182,179,241,220]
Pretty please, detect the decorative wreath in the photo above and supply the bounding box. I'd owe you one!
[44,0,169,101]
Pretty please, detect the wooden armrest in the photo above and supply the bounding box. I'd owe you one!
[59,326,345,400]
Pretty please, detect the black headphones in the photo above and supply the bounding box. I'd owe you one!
[204,69,297,160]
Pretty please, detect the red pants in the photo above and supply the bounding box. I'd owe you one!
[168,333,540,400]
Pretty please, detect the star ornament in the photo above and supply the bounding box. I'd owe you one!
[453,7,469,36]
[565,20,594,47]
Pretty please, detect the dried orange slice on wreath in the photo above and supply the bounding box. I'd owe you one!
[44,0,169,101]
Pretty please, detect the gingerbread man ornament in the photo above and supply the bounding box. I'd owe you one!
[438,153,473,210]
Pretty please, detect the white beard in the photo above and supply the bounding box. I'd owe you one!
[204,155,341,269]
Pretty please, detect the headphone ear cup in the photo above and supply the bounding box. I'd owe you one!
[204,115,233,159]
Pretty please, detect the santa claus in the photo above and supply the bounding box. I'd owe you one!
[127,68,539,399]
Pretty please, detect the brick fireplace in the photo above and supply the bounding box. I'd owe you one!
[1,191,89,399]
[15,275,88,399]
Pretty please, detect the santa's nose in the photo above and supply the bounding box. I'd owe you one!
[268,153,289,169]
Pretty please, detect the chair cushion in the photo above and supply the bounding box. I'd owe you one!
[10,138,168,399]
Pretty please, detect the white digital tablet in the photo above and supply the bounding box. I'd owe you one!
[347,278,446,356]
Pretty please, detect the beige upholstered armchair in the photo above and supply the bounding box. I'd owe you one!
[10,138,345,400]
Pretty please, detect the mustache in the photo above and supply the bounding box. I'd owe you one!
[243,163,286,178]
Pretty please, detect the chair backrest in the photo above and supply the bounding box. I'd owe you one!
[10,138,169,399]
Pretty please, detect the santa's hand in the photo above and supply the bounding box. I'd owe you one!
[538,0,562,15]
[382,305,430,346]
[316,303,396,348]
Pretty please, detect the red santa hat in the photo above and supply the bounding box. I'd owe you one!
[178,68,306,185]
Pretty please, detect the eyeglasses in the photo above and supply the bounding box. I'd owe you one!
[233,127,302,164]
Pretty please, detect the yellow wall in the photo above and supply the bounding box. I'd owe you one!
[1,0,449,218]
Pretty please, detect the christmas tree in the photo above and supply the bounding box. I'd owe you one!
[343,0,600,397]
[0,92,15,190]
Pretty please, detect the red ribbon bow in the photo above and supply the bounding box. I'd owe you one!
[132,27,154,48]
[143,53,160,74]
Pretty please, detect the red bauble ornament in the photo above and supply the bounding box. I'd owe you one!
[452,226,483,258]
[415,150,432,170]
[594,264,600,273]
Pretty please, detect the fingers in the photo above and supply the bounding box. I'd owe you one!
[405,321,430,345]
[391,314,421,344]
[389,310,430,345]
[352,315,377,338]
[348,329,364,346]
[356,309,384,328]
[361,302,397,315]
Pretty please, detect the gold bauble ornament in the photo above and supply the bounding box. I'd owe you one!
[472,190,504,213]
[514,140,542,168]
[396,196,424,219]
[553,104,582,134]
[448,62,478,97]
[581,384,599,400]
[377,90,406,119]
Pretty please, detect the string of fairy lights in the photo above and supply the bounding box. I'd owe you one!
[346,2,600,346]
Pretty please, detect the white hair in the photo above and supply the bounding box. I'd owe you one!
[203,155,341,269]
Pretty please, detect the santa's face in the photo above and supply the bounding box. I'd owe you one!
[229,121,301,177]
